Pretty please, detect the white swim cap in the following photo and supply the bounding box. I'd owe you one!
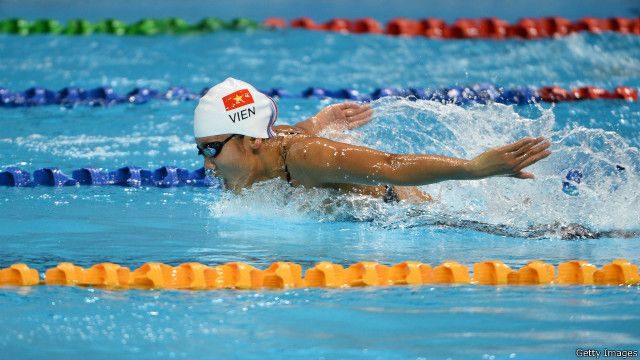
[194,77,277,139]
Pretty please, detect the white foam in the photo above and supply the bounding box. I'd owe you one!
[209,98,640,236]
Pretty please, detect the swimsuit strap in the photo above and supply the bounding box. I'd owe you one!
[383,185,400,203]
[277,132,396,197]
[283,159,292,183]
[275,128,308,184]
[278,133,293,184]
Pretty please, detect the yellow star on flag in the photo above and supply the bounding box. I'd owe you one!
[233,94,245,104]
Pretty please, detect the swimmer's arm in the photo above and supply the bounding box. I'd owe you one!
[286,137,551,186]
[293,103,373,135]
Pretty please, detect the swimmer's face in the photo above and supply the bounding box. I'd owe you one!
[196,134,243,176]
[196,134,265,187]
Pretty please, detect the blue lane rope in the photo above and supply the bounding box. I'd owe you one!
[2,85,637,108]
[0,84,549,107]
[0,166,222,188]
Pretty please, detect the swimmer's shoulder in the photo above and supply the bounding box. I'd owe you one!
[273,125,307,135]
[273,125,352,164]
[273,125,318,151]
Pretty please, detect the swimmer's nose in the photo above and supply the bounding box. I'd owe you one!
[204,158,220,176]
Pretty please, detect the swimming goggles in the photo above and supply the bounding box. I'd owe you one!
[197,134,237,158]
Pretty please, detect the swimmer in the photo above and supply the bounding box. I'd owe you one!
[194,78,551,202]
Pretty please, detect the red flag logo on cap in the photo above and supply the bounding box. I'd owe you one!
[222,89,254,111]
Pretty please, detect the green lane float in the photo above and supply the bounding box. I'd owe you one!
[0,17,260,36]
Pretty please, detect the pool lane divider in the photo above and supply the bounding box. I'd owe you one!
[0,85,636,108]
[0,17,260,35]
[1,16,639,39]
[0,260,638,289]
[0,166,221,187]
[279,16,640,39]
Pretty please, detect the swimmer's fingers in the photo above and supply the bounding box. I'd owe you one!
[339,102,370,113]
[514,145,552,173]
[338,102,360,110]
[344,107,372,117]
[347,109,374,126]
[496,137,536,153]
[519,140,551,162]
[512,137,544,158]
[339,103,362,115]
[511,171,535,179]
[343,105,371,117]
[513,141,549,171]
[343,108,373,129]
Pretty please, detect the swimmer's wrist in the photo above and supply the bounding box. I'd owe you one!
[462,160,482,180]
[295,116,321,134]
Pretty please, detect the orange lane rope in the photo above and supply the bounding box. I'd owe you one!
[0,260,638,290]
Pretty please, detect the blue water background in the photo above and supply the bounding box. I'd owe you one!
[1,1,640,359]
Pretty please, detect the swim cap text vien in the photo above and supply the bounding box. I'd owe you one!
[194,77,277,139]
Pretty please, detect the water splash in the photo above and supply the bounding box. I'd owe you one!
[209,98,639,238]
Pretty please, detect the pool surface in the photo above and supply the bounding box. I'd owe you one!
[1,1,640,359]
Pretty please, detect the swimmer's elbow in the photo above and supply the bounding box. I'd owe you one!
[380,154,414,186]
[380,154,437,186]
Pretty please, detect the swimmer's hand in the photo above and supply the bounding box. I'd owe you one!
[295,103,373,135]
[466,137,551,179]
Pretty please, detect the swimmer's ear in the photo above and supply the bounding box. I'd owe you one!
[247,137,263,150]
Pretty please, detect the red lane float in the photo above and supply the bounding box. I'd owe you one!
[352,18,383,34]
[263,17,287,28]
[290,17,324,31]
[538,86,637,102]
[272,16,640,39]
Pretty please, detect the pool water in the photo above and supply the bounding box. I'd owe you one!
[1,5,640,359]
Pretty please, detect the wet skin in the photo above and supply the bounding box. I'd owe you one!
[196,103,551,202]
